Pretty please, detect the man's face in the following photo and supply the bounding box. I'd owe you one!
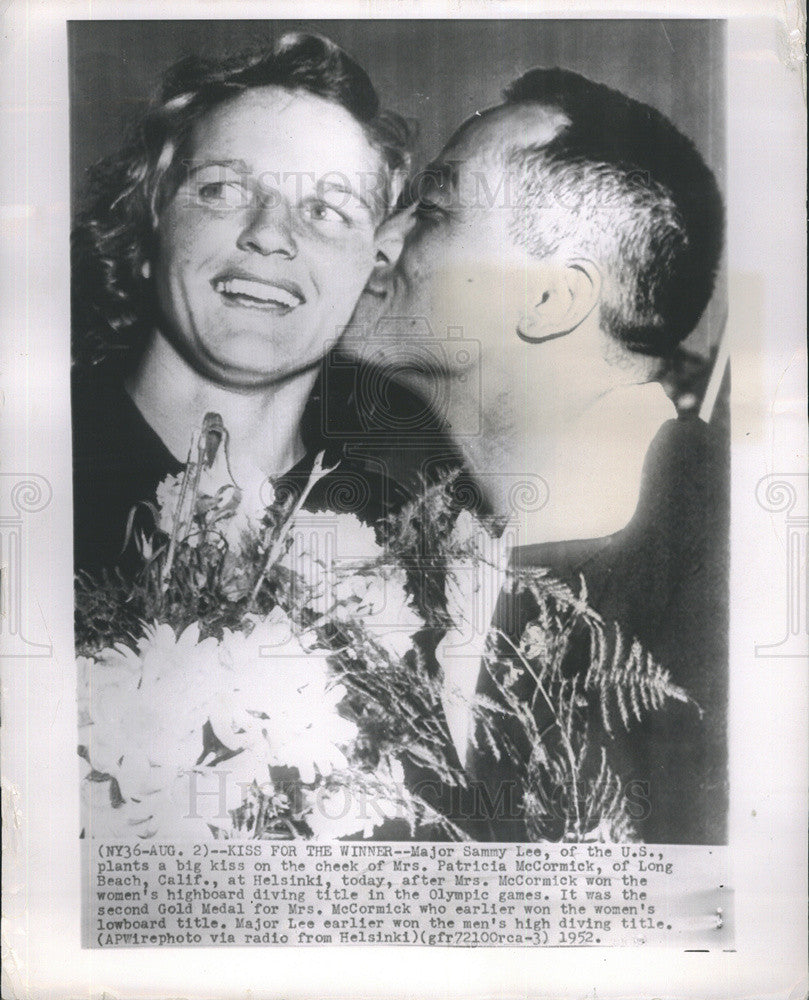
[367,104,568,383]
[154,86,386,388]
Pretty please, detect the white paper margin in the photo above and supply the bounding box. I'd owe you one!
[1,2,806,998]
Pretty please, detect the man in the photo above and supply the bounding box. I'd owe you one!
[72,33,412,579]
[347,68,728,843]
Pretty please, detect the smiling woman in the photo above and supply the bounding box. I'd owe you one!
[71,33,414,579]
[150,86,387,388]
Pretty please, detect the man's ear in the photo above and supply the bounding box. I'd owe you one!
[516,258,601,343]
[366,204,416,297]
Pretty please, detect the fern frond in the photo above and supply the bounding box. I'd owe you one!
[583,622,697,734]
[579,748,637,843]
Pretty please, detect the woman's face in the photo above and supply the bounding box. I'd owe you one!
[153,86,386,388]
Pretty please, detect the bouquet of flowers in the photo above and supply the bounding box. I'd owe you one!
[76,414,696,842]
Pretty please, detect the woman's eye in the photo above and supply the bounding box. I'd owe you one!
[302,201,346,224]
[195,180,250,208]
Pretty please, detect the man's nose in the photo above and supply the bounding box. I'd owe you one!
[236,194,298,258]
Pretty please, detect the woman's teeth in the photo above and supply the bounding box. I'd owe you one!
[214,278,303,308]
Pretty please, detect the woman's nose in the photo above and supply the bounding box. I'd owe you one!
[236,194,298,258]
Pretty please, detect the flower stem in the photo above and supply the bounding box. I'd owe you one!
[493,627,584,837]
[161,413,226,593]
[248,451,339,608]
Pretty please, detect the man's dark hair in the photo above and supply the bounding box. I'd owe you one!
[504,68,724,357]
[72,32,413,365]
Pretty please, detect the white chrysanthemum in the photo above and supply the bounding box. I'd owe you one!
[79,598,414,839]
[208,468,271,554]
[449,508,510,572]
[280,511,426,651]
[296,511,382,562]
[451,508,483,551]
[154,459,274,556]
[333,513,382,561]
[283,510,383,573]
[354,567,424,660]
[81,623,221,801]
[282,515,423,657]
[214,612,358,783]
[306,759,409,840]
[154,473,184,534]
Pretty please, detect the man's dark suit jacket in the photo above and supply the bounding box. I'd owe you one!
[470,414,729,845]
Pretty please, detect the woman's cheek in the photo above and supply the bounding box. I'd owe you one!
[336,239,378,290]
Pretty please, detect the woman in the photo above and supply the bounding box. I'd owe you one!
[72,32,413,578]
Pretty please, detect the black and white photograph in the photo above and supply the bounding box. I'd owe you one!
[1,2,806,997]
[71,17,728,848]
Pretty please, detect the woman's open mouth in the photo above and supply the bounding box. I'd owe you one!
[212,276,306,313]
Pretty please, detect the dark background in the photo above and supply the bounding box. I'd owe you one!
[68,18,726,360]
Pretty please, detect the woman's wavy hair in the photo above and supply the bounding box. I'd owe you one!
[72,32,413,366]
